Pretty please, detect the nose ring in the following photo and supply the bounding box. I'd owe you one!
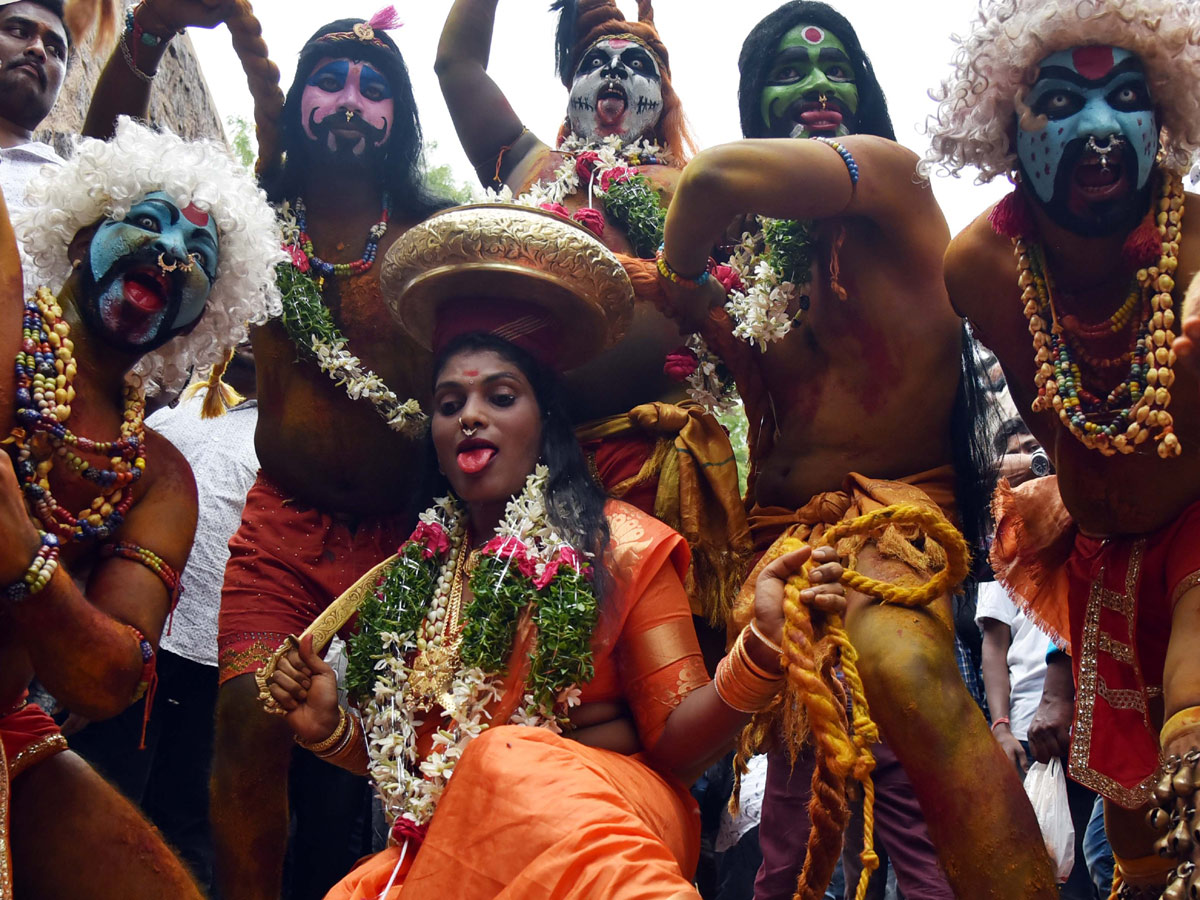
[459,418,477,437]
[157,252,178,273]
[819,92,828,110]
[345,109,356,123]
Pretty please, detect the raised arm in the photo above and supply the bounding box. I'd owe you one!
[82,0,235,139]
[434,0,545,186]
[663,135,943,282]
[2,438,198,719]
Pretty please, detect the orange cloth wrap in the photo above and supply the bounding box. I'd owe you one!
[991,476,1200,809]
[577,402,752,625]
[733,467,958,632]
[324,502,708,899]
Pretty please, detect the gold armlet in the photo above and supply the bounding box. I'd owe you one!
[1161,706,1200,750]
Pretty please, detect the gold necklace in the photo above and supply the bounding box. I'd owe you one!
[406,545,478,714]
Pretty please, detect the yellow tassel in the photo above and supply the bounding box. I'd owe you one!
[181,347,244,419]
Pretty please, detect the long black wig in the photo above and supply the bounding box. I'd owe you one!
[264,18,454,219]
[421,333,613,603]
[737,1,895,141]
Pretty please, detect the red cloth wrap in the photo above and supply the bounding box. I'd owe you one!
[0,696,67,780]
[991,476,1200,808]
[217,472,409,683]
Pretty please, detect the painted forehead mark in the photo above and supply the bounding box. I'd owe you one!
[182,204,209,227]
[1073,46,1114,80]
[308,59,349,84]
[606,38,632,50]
[462,369,479,376]
[802,26,825,45]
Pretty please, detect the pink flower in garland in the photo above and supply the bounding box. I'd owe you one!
[574,151,601,181]
[409,522,449,559]
[532,557,562,590]
[711,264,743,294]
[285,244,310,274]
[482,536,532,574]
[572,206,605,239]
[663,347,699,381]
[538,202,570,219]
[599,166,638,192]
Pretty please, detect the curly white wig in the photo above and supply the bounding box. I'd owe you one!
[924,0,1200,182]
[15,117,285,395]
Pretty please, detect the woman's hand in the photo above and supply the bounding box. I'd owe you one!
[752,545,846,648]
[267,634,342,745]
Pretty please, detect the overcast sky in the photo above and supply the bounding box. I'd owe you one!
[188,0,1011,233]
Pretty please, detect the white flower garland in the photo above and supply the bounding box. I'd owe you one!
[683,334,738,416]
[724,222,801,349]
[363,466,580,830]
[276,202,428,437]
[484,133,671,210]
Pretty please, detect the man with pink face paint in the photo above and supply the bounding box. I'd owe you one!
[180,15,456,900]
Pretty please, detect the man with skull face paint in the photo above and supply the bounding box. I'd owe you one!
[660,2,1058,897]
[437,0,752,642]
[930,0,1200,895]
[0,118,282,900]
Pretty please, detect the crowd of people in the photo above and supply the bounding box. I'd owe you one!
[1,0,1199,898]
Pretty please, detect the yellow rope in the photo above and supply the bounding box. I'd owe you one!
[778,502,971,900]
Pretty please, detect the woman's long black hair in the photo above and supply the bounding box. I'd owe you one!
[737,1,895,141]
[421,333,612,602]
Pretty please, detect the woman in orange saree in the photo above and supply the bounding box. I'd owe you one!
[262,205,846,900]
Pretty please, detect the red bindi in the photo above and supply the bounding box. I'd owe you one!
[1073,46,1115,81]
[803,26,824,44]
[462,369,479,376]
[182,203,210,227]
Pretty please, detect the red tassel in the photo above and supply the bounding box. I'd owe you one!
[1121,219,1161,269]
[988,190,1033,239]
[366,5,403,31]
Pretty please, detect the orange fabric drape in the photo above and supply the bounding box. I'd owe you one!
[324,502,708,899]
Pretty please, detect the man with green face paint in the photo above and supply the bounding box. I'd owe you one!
[658,2,1059,898]
[758,22,859,140]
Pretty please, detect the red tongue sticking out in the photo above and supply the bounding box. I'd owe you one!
[597,96,627,126]
[799,109,843,131]
[457,447,497,474]
[124,277,166,313]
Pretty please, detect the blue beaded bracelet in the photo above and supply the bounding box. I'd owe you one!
[125,6,168,47]
[813,137,860,186]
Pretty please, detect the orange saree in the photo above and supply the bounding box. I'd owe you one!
[325,501,709,900]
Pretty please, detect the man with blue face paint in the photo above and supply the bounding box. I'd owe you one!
[931,0,1200,895]
[0,118,282,900]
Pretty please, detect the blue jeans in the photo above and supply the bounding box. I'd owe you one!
[1083,796,1115,898]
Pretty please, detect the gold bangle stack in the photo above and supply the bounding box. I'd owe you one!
[714,627,785,713]
[297,707,349,755]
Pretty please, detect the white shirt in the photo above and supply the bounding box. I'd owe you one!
[146,395,259,667]
[0,141,62,216]
[976,580,1050,740]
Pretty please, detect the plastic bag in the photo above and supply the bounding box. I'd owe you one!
[1024,758,1075,882]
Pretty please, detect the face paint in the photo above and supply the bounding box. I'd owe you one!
[760,23,859,139]
[301,56,394,158]
[82,191,220,351]
[567,38,663,143]
[1016,46,1157,235]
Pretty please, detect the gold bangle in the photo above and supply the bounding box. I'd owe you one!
[748,619,784,655]
[735,627,783,682]
[1161,705,1200,749]
[715,633,784,714]
[297,707,348,754]
[317,712,360,759]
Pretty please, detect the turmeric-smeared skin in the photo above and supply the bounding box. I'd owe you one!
[845,549,1057,898]
[11,752,202,899]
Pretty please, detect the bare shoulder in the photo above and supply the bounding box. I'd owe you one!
[945,204,1010,319]
[139,427,199,516]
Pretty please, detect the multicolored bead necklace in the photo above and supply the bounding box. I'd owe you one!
[10,287,147,541]
[1014,167,1184,458]
[293,193,390,279]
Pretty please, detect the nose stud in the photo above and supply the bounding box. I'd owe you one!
[819,92,828,111]
[345,109,356,123]
[459,418,477,437]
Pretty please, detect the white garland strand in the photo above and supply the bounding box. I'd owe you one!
[364,466,580,831]
[724,222,800,349]
[277,202,429,437]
